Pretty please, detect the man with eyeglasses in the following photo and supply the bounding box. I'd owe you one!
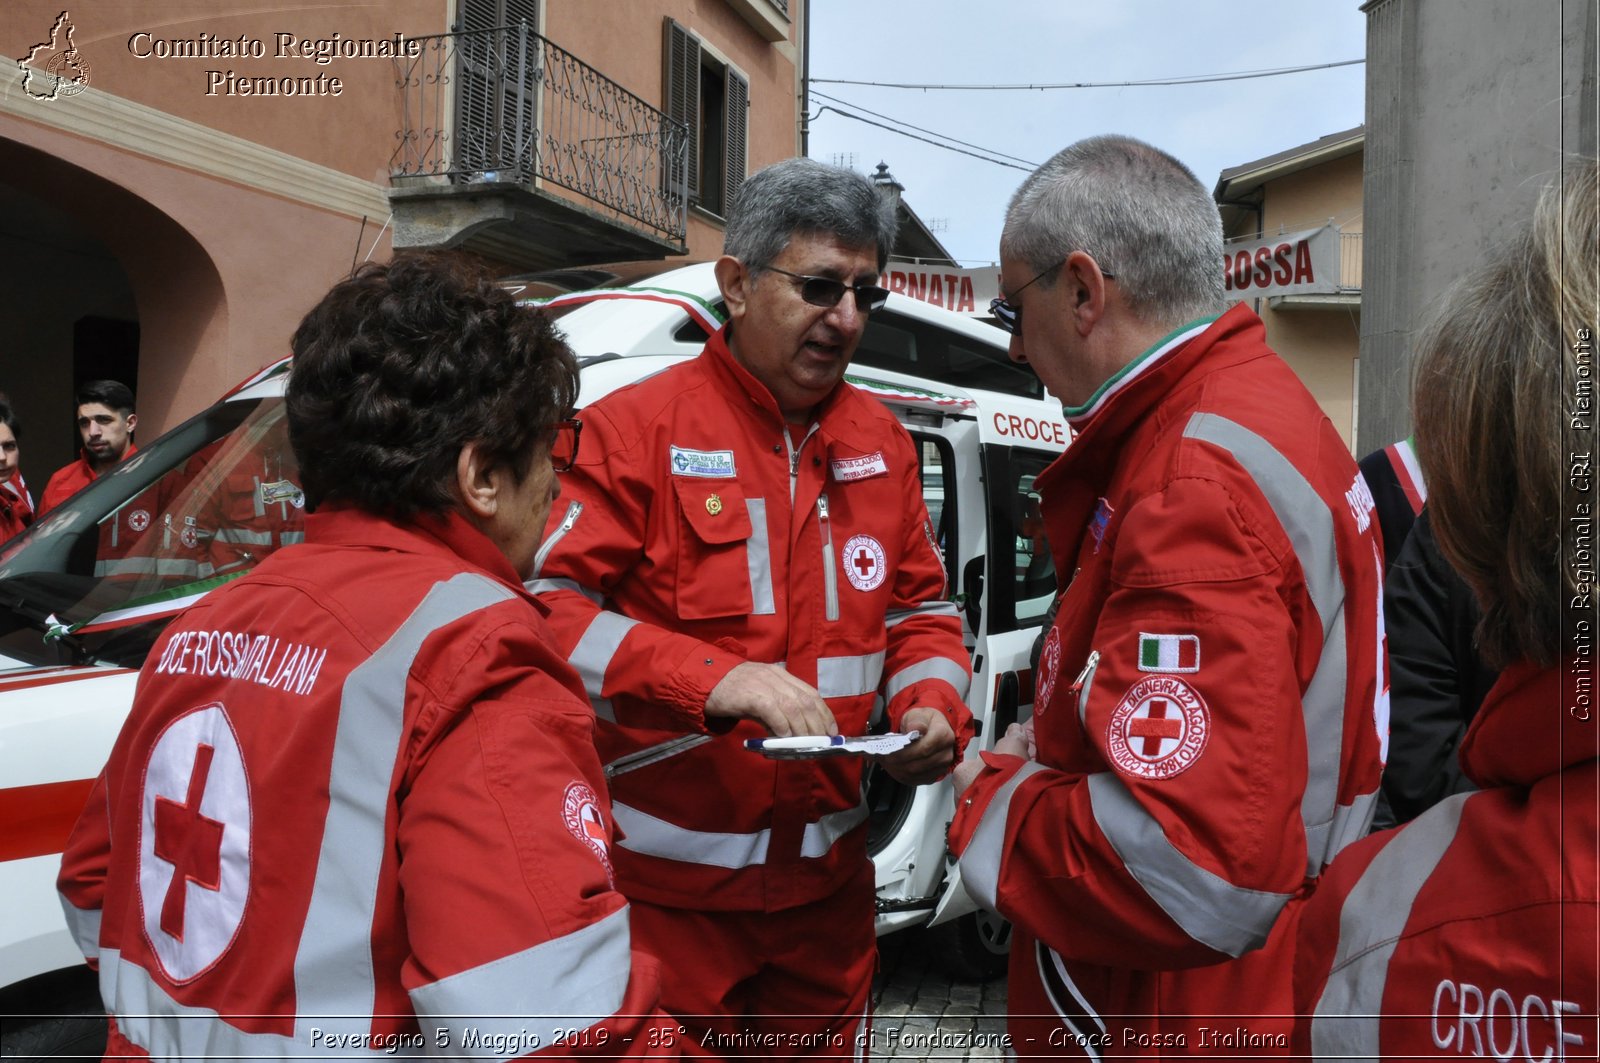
[948,135,1386,1054]
[531,157,972,1055]
[59,253,689,1058]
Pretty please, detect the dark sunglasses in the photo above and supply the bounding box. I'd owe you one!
[989,261,1114,336]
[547,417,582,473]
[764,266,891,313]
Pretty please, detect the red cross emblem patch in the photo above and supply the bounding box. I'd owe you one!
[1105,675,1210,780]
[138,703,251,981]
[563,781,613,883]
[841,534,887,592]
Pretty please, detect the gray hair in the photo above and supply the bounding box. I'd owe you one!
[1000,135,1225,325]
[723,157,899,272]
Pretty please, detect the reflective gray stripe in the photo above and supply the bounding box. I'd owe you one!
[1324,789,1379,861]
[280,531,305,546]
[884,600,960,628]
[883,656,971,703]
[958,761,1051,910]
[1310,794,1470,1061]
[295,572,514,1042]
[568,611,639,700]
[213,528,276,546]
[799,798,869,858]
[612,799,865,869]
[1183,412,1348,876]
[1087,771,1292,957]
[59,897,101,962]
[592,697,616,722]
[93,557,202,578]
[613,801,770,869]
[524,576,603,605]
[817,651,886,699]
[98,949,396,1057]
[531,499,583,580]
[411,906,633,1056]
[604,734,712,778]
[252,476,266,518]
[746,498,776,616]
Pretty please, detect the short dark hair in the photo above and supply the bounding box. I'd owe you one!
[287,252,579,519]
[0,401,17,438]
[723,157,899,272]
[76,380,135,416]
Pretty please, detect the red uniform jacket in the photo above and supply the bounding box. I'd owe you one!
[39,445,136,517]
[949,306,1387,1053]
[0,471,31,542]
[533,328,972,912]
[1293,661,1599,1059]
[58,506,686,1058]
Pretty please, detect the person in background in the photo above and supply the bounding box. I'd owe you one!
[58,252,690,1059]
[532,157,972,1056]
[0,402,31,541]
[38,379,138,516]
[950,134,1385,1054]
[1294,158,1598,1058]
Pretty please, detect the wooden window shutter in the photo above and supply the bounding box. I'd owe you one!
[664,19,701,200]
[724,67,749,211]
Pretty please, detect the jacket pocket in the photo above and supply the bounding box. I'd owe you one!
[672,479,755,619]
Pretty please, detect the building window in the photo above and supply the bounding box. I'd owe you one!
[664,19,748,218]
[454,0,541,179]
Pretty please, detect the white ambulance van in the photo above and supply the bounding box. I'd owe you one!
[0,262,1067,1056]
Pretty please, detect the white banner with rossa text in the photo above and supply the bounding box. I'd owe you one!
[884,261,1000,316]
[1222,224,1340,299]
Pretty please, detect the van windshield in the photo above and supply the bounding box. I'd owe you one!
[0,393,298,669]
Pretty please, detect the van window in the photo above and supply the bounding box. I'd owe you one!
[857,312,1042,399]
[910,435,956,587]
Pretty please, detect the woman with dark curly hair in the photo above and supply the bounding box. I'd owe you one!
[59,253,691,1058]
[1293,163,1600,1057]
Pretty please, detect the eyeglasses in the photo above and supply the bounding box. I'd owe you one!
[764,266,891,314]
[989,261,1115,336]
[547,417,582,473]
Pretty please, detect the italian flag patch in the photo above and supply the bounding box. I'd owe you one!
[1138,633,1200,673]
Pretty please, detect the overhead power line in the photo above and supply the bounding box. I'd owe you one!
[812,105,1034,171]
[810,90,1039,168]
[812,57,1363,92]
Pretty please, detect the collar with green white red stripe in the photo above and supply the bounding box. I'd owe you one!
[1062,313,1219,427]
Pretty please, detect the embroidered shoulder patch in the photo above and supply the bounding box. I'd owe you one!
[669,446,737,478]
[563,781,613,883]
[1034,627,1062,714]
[830,451,888,482]
[1137,633,1200,673]
[842,534,888,591]
[1105,675,1210,780]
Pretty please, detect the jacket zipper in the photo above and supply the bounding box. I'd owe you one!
[818,493,839,621]
[531,499,583,578]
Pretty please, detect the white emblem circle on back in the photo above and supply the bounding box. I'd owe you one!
[138,703,252,982]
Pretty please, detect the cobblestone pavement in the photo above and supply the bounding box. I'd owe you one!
[869,928,1009,1061]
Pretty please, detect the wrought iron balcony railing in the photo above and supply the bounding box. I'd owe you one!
[392,23,689,245]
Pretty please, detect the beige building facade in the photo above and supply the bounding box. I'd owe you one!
[1214,127,1364,451]
[1,0,801,484]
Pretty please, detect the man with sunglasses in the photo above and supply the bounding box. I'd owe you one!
[532,158,972,1055]
[948,135,1385,1054]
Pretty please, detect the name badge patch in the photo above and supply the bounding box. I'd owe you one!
[830,452,888,482]
[670,446,737,478]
